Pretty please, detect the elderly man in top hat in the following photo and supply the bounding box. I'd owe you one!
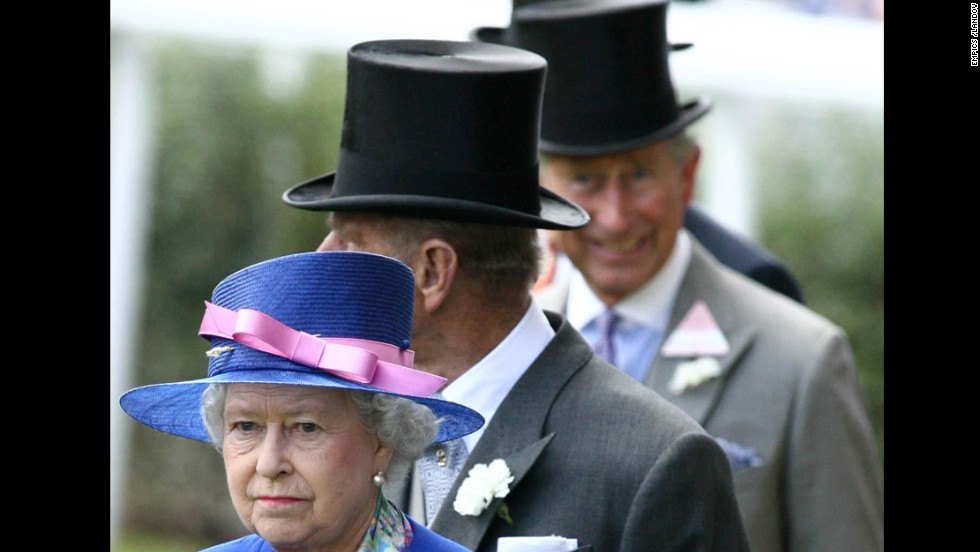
[472,1,883,552]
[489,1,805,305]
[283,38,750,552]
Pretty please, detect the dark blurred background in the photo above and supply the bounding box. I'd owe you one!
[110,1,883,549]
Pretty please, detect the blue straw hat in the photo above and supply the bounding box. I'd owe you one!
[119,251,484,444]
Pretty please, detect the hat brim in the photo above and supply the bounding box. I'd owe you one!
[539,96,712,157]
[470,25,693,52]
[282,175,590,230]
[470,26,506,44]
[119,370,485,445]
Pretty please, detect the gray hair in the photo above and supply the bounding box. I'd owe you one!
[329,212,542,301]
[664,132,697,167]
[200,383,440,486]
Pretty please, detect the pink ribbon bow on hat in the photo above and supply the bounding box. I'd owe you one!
[198,301,445,397]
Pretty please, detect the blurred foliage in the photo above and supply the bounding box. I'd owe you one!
[121,38,346,542]
[750,102,884,469]
[115,38,883,543]
[112,532,211,552]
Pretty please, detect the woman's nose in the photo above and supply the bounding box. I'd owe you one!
[255,430,292,478]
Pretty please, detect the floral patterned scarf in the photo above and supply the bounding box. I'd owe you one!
[355,489,414,552]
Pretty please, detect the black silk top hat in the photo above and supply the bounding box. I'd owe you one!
[471,0,693,52]
[282,39,590,230]
[471,0,711,156]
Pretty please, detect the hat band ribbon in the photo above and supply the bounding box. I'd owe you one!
[199,301,445,397]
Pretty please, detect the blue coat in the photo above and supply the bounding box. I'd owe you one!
[200,514,471,552]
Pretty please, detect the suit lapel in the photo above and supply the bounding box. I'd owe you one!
[646,242,757,425]
[647,326,754,424]
[430,433,555,548]
[536,245,758,426]
[430,312,589,549]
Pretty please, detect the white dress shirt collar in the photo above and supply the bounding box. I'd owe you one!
[567,229,692,332]
[441,298,555,451]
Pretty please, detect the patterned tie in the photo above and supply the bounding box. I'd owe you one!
[415,396,470,525]
[592,308,620,367]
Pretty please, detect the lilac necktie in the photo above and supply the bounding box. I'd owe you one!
[592,308,620,367]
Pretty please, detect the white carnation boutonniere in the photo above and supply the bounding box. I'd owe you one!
[661,301,729,395]
[668,356,722,395]
[453,458,515,519]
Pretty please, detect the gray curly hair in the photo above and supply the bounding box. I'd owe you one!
[200,383,440,486]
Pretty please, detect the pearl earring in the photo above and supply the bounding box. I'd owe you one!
[373,471,386,487]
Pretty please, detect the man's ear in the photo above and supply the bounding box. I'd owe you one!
[414,238,458,313]
[681,144,701,205]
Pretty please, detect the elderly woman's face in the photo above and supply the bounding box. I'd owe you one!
[222,384,392,551]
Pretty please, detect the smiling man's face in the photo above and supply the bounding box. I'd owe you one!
[540,139,696,305]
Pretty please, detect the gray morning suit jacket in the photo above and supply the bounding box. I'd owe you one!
[389,311,750,552]
[538,240,884,552]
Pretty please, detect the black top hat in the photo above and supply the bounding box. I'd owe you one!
[471,0,693,52]
[471,0,711,156]
[282,39,589,230]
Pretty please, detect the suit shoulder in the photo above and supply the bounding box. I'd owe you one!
[561,358,712,439]
[685,206,779,272]
[698,259,859,398]
[685,207,804,302]
[711,260,842,340]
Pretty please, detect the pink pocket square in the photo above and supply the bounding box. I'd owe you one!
[661,301,730,357]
